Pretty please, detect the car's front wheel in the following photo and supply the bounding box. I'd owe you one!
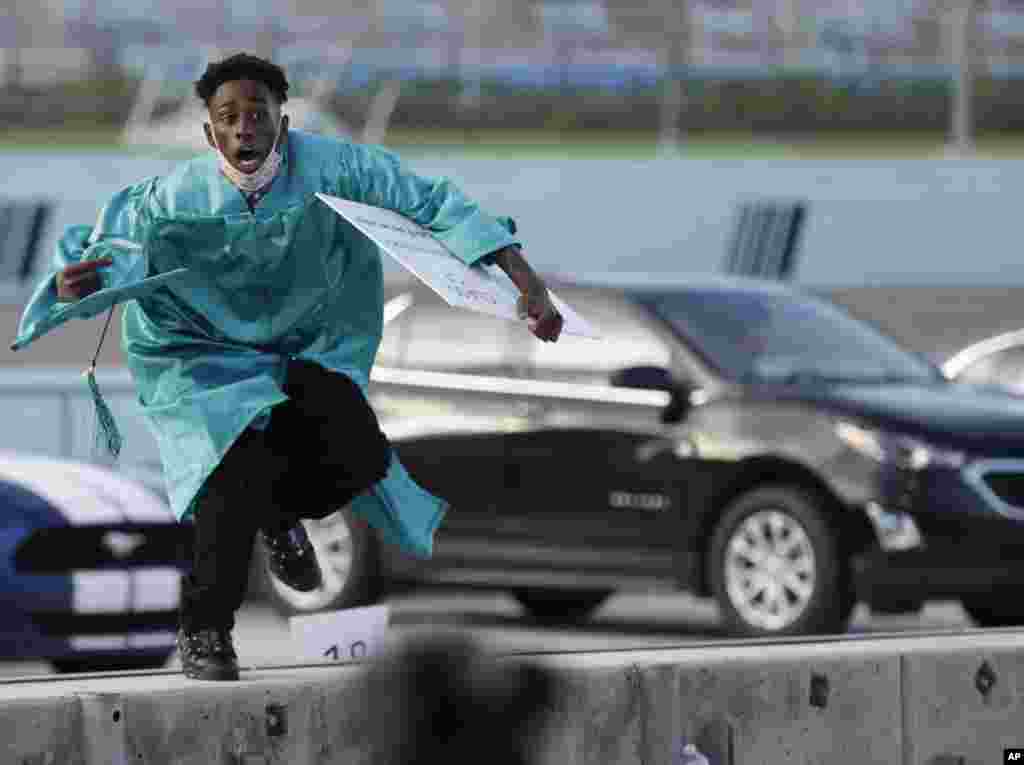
[707,485,854,638]
[261,510,381,617]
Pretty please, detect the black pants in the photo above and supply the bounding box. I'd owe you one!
[179,360,392,632]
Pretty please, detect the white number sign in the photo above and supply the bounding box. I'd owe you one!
[289,604,391,664]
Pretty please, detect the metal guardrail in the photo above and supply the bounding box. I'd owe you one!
[0,363,670,471]
[0,368,144,467]
[0,368,136,391]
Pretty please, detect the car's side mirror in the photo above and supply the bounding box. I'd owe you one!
[610,366,692,424]
[659,392,690,425]
[609,365,675,391]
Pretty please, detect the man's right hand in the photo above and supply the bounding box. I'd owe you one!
[55,257,112,302]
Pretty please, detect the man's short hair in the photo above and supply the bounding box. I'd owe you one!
[195,53,289,106]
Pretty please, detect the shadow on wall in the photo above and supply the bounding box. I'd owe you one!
[360,633,560,765]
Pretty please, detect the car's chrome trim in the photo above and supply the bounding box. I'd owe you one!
[71,568,180,613]
[370,366,672,407]
[125,630,177,649]
[68,635,129,651]
[67,631,176,652]
[432,539,677,570]
[415,568,679,591]
[961,459,1024,521]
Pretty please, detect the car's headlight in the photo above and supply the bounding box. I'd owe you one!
[834,421,966,470]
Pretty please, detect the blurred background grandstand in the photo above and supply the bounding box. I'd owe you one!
[4,1,1024,148]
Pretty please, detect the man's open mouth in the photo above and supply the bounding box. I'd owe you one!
[235,148,264,172]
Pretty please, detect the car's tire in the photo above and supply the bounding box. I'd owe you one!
[707,485,854,638]
[51,651,173,674]
[261,509,381,618]
[962,596,1024,628]
[513,588,612,625]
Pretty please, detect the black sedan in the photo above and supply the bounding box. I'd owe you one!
[260,274,1024,637]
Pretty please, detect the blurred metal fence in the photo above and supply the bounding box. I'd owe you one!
[723,199,808,281]
[0,198,52,288]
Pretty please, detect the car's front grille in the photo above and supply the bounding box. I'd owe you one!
[981,472,1024,511]
[14,523,192,573]
[23,565,183,643]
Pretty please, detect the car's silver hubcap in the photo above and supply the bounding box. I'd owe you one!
[724,509,816,631]
[268,512,353,611]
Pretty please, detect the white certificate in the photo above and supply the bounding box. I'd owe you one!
[316,193,600,338]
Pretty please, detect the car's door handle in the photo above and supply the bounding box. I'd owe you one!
[635,437,696,462]
[514,400,548,418]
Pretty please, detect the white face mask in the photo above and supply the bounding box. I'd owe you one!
[210,115,285,193]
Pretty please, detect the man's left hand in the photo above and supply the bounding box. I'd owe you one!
[491,244,563,343]
[517,289,563,343]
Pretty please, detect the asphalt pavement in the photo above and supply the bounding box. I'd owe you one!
[0,591,975,679]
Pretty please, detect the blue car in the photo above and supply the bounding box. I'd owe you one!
[0,452,189,673]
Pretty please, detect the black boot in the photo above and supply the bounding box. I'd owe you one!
[261,523,323,592]
[177,627,240,681]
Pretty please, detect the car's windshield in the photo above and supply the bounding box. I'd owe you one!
[641,287,941,384]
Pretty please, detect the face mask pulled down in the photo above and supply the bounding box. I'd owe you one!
[211,117,284,193]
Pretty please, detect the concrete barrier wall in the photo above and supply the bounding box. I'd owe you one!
[539,630,1024,764]
[3,629,1024,764]
[0,696,82,765]
[539,653,902,764]
[0,665,376,765]
[902,641,1024,765]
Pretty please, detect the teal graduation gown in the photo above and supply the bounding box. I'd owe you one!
[11,130,521,558]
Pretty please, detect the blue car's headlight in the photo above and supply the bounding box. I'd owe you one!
[835,421,966,470]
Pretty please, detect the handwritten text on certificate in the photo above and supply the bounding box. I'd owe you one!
[316,193,600,338]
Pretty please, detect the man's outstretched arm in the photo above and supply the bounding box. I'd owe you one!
[492,245,563,343]
[333,142,562,342]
